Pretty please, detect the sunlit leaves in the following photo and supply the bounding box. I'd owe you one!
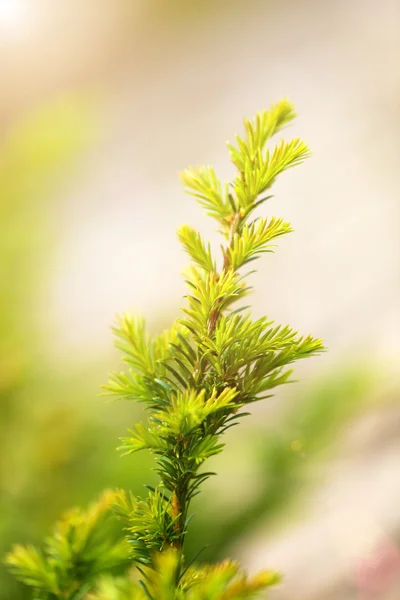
[241,334,324,399]
[97,102,320,599]
[180,166,231,225]
[104,322,196,404]
[183,557,280,599]
[198,313,323,398]
[112,315,155,375]
[86,575,142,600]
[8,101,322,600]
[228,217,292,270]
[177,225,216,273]
[180,267,249,336]
[119,421,170,455]
[180,102,308,234]
[112,490,180,565]
[5,492,129,598]
[5,545,58,594]
[227,99,297,171]
[232,138,310,208]
[88,550,280,600]
[119,388,237,457]
[155,388,238,436]
[104,102,321,587]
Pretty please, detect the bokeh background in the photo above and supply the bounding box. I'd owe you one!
[1,1,400,598]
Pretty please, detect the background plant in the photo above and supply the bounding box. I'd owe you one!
[0,98,155,600]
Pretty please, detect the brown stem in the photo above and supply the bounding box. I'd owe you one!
[208,212,242,336]
[171,483,189,584]
[173,211,243,568]
[171,491,182,550]
[223,211,241,270]
[171,472,190,552]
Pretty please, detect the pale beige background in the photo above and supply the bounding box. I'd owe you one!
[2,1,399,597]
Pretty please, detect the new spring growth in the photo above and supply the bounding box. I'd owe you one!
[6,99,323,600]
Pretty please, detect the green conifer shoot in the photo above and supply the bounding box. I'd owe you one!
[6,100,323,599]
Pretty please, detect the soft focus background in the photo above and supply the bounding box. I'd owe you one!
[1,1,400,598]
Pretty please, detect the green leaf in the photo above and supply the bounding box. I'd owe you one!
[228,216,293,269]
[180,166,232,229]
[177,225,216,272]
[227,99,298,172]
[233,137,311,207]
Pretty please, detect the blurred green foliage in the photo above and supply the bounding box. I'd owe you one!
[0,97,153,599]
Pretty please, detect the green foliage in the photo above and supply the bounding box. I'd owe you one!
[87,550,280,600]
[227,217,292,270]
[177,225,216,273]
[6,492,129,600]
[185,367,378,562]
[7,99,323,598]
[112,489,181,564]
[0,96,122,600]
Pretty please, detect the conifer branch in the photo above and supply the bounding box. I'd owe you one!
[6,99,324,599]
